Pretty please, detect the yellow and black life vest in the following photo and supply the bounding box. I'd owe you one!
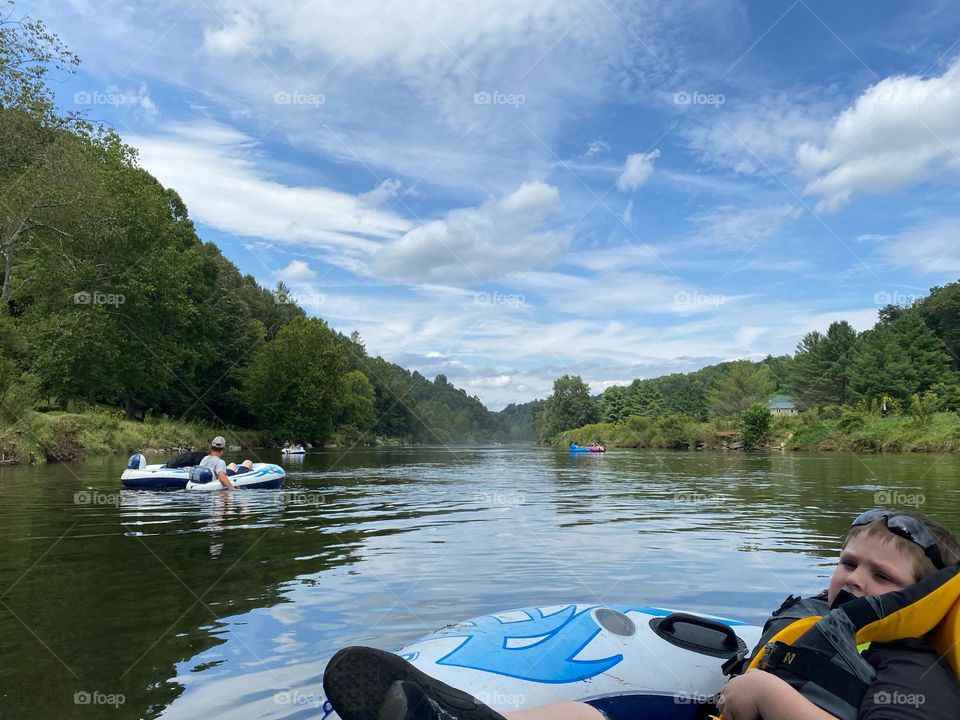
[717,564,960,720]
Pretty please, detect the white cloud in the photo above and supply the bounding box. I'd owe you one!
[276,260,316,283]
[799,56,960,213]
[617,149,661,191]
[583,139,611,158]
[622,199,635,226]
[370,181,565,283]
[688,203,802,248]
[873,218,960,275]
[358,179,404,209]
[131,121,412,272]
[683,92,832,176]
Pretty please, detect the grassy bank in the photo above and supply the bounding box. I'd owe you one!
[557,410,960,453]
[0,409,270,465]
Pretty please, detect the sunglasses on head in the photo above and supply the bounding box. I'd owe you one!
[852,509,945,570]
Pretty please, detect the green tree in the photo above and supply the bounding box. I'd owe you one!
[915,282,960,369]
[790,321,858,407]
[625,379,665,417]
[239,317,349,443]
[337,370,377,437]
[538,375,597,442]
[598,385,630,423]
[666,379,708,420]
[707,361,775,416]
[740,403,772,449]
[849,314,953,404]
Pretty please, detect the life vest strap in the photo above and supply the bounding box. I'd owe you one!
[761,641,869,709]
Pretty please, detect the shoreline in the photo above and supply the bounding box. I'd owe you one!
[555,411,960,453]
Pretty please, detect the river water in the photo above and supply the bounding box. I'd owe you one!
[1,447,958,718]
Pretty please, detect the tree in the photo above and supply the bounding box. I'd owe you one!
[915,282,960,370]
[239,317,349,443]
[707,361,775,416]
[849,314,953,404]
[537,375,597,442]
[740,403,771,449]
[790,321,857,408]
[598,385,629,423]
[337,370,377,436]
[625,379,665,417]
[666,379,708,420]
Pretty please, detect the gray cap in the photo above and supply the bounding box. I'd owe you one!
[211,436,227,449]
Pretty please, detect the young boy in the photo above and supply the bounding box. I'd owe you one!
[323,509,960,720]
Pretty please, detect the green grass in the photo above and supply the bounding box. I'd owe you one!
[0,409,268,465]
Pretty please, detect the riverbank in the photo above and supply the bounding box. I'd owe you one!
[0,410,270,465]
[557,410,960,452]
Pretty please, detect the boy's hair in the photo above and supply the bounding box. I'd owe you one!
[844,510,960,580]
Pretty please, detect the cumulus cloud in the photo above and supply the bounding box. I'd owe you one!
[370,181,565,283]
[276,260,316,283]
[617,149,661,190]
[799,56,960,213]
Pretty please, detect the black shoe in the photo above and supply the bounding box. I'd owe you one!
[378,681,463,720]
[323,646,506,720]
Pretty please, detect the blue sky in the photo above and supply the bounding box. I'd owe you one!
[35,0,960,408]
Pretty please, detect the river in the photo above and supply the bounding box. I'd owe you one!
[0,447,957,718]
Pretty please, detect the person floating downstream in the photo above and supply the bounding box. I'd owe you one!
[199,436,253,490]
[322,508,960,720]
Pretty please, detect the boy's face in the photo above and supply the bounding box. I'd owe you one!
[828,534,917,604]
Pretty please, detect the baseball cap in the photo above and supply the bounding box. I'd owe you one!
[211,436,227,449]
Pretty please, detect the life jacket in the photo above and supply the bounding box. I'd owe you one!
[717,564,960,720]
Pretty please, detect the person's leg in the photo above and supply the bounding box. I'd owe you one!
[241,459,253,468]
[227,462,238,471]
[378,682,606,720]
[502,704,605,720]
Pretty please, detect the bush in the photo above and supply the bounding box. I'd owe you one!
[740,403,771,449]
[652,414,694,449]
[836,408,867,431]
[909,391,941,425]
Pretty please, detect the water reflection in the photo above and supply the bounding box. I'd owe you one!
[0,448,958,719]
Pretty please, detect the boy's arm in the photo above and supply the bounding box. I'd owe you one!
[721,670,839,720]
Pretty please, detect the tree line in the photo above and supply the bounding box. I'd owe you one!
[533,287,960,442]
[0,7,505,446]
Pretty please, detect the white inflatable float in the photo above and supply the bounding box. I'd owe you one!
[121,454,285,490]
[320,603,761,720]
